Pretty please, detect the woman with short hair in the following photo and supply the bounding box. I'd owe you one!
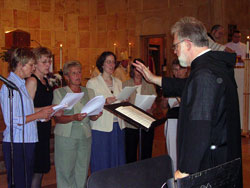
[53,60,101,187]
[0,48,54,188]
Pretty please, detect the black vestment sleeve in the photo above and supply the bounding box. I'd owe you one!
[178,70,222,173]
[161,77,187,97]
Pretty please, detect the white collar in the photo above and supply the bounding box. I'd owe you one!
[196,49,211,58]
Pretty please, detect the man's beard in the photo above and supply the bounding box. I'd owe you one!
[178,46,188,67]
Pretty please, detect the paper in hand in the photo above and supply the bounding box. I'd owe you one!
[134,94,156,111]
[81,95,105,116]
[116,86,137,101]
[39,92,84,122]
[168,98,179,108]
[60,92,84,110]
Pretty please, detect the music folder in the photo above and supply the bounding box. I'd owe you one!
[104,102,166,131]
[176,158,241,188]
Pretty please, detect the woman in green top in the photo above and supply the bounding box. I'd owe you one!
[52,61,102,188]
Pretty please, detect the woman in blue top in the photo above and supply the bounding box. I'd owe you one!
[0,48,54,188]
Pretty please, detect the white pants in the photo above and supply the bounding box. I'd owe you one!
[164,119,178,174]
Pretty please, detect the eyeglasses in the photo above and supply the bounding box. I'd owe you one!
[172,39,191,50]
[104,60,116,64]
[40,58,52,64]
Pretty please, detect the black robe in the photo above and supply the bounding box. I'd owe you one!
[162,51,242,186]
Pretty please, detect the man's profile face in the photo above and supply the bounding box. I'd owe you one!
[173,34,188,67]
[232,33,241,43]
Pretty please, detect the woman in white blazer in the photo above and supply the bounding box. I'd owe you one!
[86,51,126,173]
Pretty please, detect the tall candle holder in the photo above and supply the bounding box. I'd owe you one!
[128,42,132,58]
[113,43,117,55]
[59,44,63,70]
[246,36,249,59]
[58,44,67,87]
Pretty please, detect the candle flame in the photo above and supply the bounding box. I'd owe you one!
[60,44,63,47]
[114,43,117,46]
[129,42,132,46]
[247,36,250,39]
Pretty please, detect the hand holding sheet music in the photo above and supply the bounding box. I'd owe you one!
[168,98,180,108]
[40,92,84,122]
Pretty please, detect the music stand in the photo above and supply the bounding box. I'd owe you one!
[104,102,166,160]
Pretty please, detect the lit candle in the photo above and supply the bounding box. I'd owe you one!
[60,44,63,70]
[128,42,132,57]
[49,56,53,73]
[247,36,249,59]
[114,43,117,55]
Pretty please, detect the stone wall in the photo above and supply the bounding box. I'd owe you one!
[0,0,249,85]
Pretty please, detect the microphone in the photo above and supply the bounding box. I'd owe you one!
[0,75,19,90]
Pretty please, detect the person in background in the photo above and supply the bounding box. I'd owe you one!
[132,17,242,187]
[113,59,131,82]
[86,51,126,173]
[26,47,61,188]
[52,61,102,187]
[114,51,131,82]
[122,58,157,163]
[208,25,225,42]
[164,59,188,174]
[225,30,247,60]
[208,25,234,53]
[0,48,54,188]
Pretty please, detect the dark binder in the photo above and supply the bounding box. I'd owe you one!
[104,102,166,131]
[176,158,241,188]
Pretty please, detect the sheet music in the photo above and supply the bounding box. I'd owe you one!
[116,86,137,101]
[168,98,180,108]
[60,92,84,110]
[116,106,156,128]
[81,95,105,116]
[39,92,84,122]
[134,94,156,111]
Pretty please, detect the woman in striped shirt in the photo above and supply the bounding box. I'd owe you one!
[0,48,54,188]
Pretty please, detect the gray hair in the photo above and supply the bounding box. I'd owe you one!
[63,60,82,75]
[171,17,208,47]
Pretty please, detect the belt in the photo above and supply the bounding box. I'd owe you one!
[210,143,227,150]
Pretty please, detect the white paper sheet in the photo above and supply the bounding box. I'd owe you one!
[116,106,156,129]
[39,92,84,122]
[116,86,137,101]
[168,98,179,108]
[60,92,84,110]
[81,95,106,116]
[134,94,156,111]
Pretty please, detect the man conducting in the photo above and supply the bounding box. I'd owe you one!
[133,17,242,186]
